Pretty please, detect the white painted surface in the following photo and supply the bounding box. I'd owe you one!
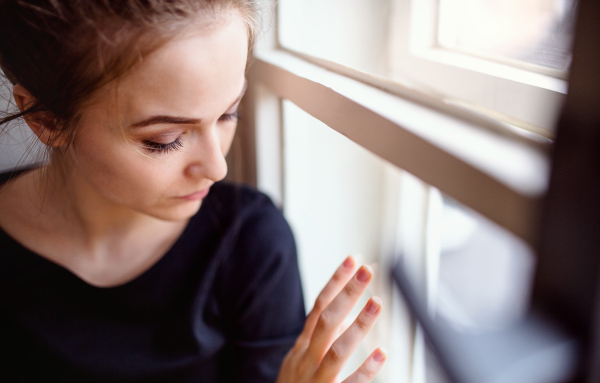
[282,101,391,381]
[254,84,284,206]
[0,81,44,172]
[278,0,391,76]
[257,51,550,198]
[389,0,567,131]
[252,51,548,243]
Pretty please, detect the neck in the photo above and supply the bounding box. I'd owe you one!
[0,156,189,287]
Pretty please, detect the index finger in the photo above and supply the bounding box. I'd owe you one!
[296,256,357,346]
[305,265,373,362]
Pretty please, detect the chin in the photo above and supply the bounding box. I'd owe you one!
[144,200,204,222]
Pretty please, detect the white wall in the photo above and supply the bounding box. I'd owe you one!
[0,77,45,172]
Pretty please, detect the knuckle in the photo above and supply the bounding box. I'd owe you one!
[355,370,367,382]
[334,266,352,282]
[313,296,327,312]
[343,280,360,297]
[331,270,344,283]
[327,343,345,364]
[357,366,375,381]
[316,310,334,332]
[354,313,370,332]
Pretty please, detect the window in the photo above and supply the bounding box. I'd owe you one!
[277,0,575,134]
[389,0,574,133]
[437,0,575,72]
[237,0,577,382]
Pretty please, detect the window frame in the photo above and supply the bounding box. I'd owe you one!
[248,49,548,246]
[387,0,568,134]
[235,2,566,382]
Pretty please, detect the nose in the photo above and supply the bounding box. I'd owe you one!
[184,126,228,182]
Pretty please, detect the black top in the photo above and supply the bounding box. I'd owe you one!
[0,170,305,382]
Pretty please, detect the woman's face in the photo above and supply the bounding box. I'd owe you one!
[66,12,248,221]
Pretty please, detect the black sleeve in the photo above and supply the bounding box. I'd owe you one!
[215,195,306,383]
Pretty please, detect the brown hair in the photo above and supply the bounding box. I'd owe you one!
[0,0,262,151]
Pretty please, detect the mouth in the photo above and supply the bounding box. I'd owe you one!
[177,187,211,201]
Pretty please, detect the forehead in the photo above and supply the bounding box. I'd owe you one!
[114,12,248,123]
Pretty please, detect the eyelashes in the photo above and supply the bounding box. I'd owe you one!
[142,111,239,154]
[142,136,183,154]
[219,111,240,122]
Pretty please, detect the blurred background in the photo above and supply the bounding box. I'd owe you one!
[274,1,574,382]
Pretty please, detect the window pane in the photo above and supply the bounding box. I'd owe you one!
[438,0,577,71]
[282,100,411,383]
[281,100,538,382]
[434,195,536,331]
[277,0,573,131]
[278,0,391,76]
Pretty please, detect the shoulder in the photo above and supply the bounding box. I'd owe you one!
[193,182,297,290]
[202,181,293,246]
[203,188,304,381]
[205,181,277,216]
[205,182,302,306]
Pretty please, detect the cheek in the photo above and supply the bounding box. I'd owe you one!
[72,125,180,203]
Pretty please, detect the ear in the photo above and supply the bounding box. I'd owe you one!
[13,84,67,147]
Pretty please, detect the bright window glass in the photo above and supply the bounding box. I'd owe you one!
[278,0,575,132]
[278,0,391,76]
[438,0,577,72]
[282,100,410,382]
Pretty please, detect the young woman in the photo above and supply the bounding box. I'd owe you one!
[0,1,386,382]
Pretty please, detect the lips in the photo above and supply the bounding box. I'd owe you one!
[178,187,210,201]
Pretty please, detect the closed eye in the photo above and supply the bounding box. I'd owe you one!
[219,111,240,122]
[142,136,183,154]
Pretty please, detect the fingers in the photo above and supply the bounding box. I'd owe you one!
[338,317,352,336]
[296,256,357,346]
[306,265,373,362]
[315,297,382,382]
[342,347,387,383]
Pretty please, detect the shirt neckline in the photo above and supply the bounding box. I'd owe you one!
[0,165,211,290]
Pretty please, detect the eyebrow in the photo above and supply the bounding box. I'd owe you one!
[130,115,202,129]
[129,80,248,129]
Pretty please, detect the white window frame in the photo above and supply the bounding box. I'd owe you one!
[243,2,555,382]
[250,50,548,245]
[388,0,568,134]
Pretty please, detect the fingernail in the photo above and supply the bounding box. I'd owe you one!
[356,265,372,283]
[343,256,355,269]
[366,297,381,315]
[373,347,387,363]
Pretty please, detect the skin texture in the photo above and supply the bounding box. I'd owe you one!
[276,257,387,383]
[0,11,247,287]
[0,10,386,383]
[66,15,247,223]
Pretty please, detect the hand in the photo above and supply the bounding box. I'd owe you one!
[277,256,386,383]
